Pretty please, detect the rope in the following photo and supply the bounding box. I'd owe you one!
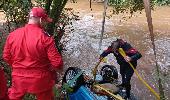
[92,57,108,81]
[118,48,160,100]
[92,59,102,81]
[94,84,124,100]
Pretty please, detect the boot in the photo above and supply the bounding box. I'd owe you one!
[126,89,130,99]
[125,83,131,99]
[118,83,125,88]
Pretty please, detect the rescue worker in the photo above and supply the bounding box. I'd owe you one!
[3,7,63,100]
[0,66,8,100]
[100,38,142,99]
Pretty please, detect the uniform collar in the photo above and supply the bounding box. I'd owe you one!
[26,24,42,28]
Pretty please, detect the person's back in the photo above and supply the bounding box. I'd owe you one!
[3,7,63,100]
[8,24,59,76]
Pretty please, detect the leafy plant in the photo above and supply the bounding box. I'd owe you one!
[0,0,78,99]
[154,0,170,5]
[0,0,80,53]
[108,0,154,15]
[0,29,11,87]
[53,7,79,53]
[1,0,32,29]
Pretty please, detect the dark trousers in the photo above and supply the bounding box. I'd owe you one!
[120,64,134,98]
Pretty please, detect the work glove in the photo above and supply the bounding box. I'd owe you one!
[124,56,132,62]
[99,56,103,61]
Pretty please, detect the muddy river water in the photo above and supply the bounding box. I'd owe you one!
[63,0,170,99]
[0,1,170,99]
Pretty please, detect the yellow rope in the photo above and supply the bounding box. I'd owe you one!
[118,48,160,100]
[94,84,124,100]
[93,57,109,81]
[92,60,102,81]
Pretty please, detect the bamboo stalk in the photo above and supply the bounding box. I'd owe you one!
[142,0,165,99]
[98,0,108,52]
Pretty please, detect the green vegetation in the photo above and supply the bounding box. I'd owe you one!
[108,0,169,15]
[154,0,170,5]
[0,0,169,99]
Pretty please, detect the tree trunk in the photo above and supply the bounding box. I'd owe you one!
[46,0,68,35]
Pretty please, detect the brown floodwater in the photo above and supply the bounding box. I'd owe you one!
[65,1,170,100]
[0,1,170,99]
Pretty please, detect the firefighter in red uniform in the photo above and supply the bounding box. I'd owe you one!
[3,7,63,100]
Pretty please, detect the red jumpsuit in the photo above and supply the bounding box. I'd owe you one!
[0,67,8,100]
[3,24,63,100]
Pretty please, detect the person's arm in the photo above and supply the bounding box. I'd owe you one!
[45,37,63,71]
[3,35,13,65]
[123,43,142,61]
[130,50,142,61]
[100,46,113,59]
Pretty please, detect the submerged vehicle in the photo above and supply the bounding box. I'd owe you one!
[62,65,128,100]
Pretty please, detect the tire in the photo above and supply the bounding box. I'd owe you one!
[62,67,85,93]
[100,65,118,83]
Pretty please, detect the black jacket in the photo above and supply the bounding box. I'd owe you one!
[101,40,142,68]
